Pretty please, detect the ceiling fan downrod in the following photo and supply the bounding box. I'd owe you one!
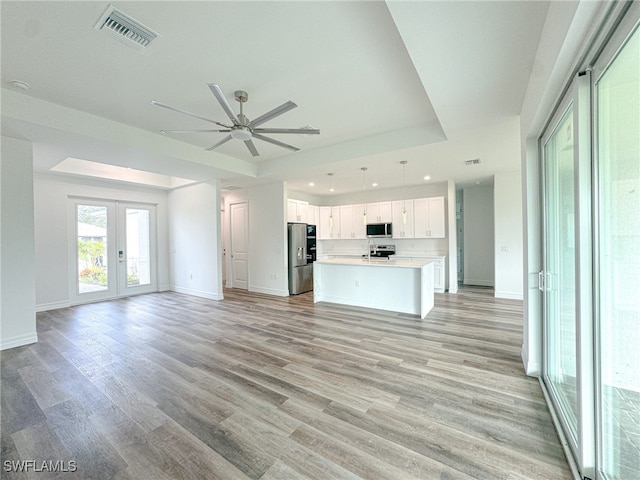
[231,90,251,139]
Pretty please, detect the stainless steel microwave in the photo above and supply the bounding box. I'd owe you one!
[366,222,392,238]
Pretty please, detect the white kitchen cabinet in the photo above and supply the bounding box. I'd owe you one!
[427,256,446,292]
[307,205,319,226]
[318,206,340,239]
[339,204,366,239]
[392,200,414,238]
[413,196,446,238]
[366,201,393,223]
[393,255,446,292]
[287,199,308,223]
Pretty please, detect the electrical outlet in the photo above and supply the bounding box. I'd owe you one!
[355,280,360,287]
[500,245,510,253]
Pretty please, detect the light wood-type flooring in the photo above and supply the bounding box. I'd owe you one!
[1,287,571,479]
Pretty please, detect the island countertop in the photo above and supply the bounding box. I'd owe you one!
[314,257,432,268]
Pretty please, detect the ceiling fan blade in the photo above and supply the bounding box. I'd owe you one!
[247,101,297,128]
[151,101,232,128]
[207,84,240,126]
[252,133,300,152]
[205,135,233,151]
[244,140,259,157]
[252,127,320,135]
[161,129,231,134]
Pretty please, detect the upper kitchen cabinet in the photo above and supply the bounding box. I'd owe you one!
[366,201,393,223]
[339,204,367,239]
[288,199,309,223]
[307,205,319,226]
[392,200,414,238]
[318,206,341,239]
[414,196,446,238]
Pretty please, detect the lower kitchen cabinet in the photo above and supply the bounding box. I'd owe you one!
[394,255,446,292]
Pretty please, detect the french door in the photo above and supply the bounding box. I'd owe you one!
[71,198,157,303]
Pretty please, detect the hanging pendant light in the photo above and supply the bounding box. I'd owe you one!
[361,167,368,224]
[327,173,334,228]
[400,161,408,224]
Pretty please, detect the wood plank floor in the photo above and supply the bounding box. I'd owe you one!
[1,287,572,479]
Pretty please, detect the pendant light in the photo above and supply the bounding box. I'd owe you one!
[400,161,408,224]
[328,173,335,228]
[361,167,368,224]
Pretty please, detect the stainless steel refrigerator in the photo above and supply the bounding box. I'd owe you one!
[288,223,313,294]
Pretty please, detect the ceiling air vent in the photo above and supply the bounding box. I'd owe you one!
[465,158,481,166]
[94,5,159,51]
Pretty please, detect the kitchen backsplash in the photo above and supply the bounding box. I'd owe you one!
[317,238,448,257]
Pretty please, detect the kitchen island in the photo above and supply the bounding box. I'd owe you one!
[313,258,434,318]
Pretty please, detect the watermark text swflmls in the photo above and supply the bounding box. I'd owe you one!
[3,460,77,473]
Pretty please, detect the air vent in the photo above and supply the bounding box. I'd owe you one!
[465,158,481,166]
[94,5,159,51]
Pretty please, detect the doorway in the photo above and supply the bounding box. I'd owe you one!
[70,199,157,303]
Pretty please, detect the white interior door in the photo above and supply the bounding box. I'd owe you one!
[229,201,248,290]
[71,199,156,303]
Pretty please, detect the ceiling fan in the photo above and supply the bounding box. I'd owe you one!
[152,84,320,157]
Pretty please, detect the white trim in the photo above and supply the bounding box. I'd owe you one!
[462,279,494,287]
[249,286,289,297]
[36,301,72,312]
[1,332,38,351]
[170,286,222,301]
[495,291,523,300]
[522,348,541,377]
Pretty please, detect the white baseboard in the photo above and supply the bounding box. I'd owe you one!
[36,300,71,312]
[463,279,494,287]
[249,285,290,297]
[1,332,38,351]
[495,291,523,300]
[170,286,222,301]
[448,285,459,294]
[522,348,541,377]
[158,284,171,292]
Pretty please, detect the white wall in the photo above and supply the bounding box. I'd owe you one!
[223,182,288,296]
[494,171,523,299]
[519,0,610,376]
[463,185,494,286]
[32,174,170,310]
[1,136,37,350]
[168,181,222,300]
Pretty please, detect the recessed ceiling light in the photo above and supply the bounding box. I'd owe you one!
[309,182,315,187]
[372,182,378,187]
[329,188,335,192]
[10,79,30,91]
[423,175,431,181]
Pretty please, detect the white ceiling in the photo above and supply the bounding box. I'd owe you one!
[1,1,550,196]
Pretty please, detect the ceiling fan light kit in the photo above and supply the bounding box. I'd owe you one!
[153,83,319,157]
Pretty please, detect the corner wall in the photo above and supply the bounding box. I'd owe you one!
[494,171,523,299]
[1,136,37,350]
[168,181,223,300]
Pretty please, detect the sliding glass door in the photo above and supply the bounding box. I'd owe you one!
[542,103,579,445]
[539,4,639,479]
[594,17,639,480]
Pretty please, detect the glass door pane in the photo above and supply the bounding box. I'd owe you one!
[543,106,578,443]
[118,203,156,296]
[76,204,109,294]
[125,208,151,287]
[596,22,640,480]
